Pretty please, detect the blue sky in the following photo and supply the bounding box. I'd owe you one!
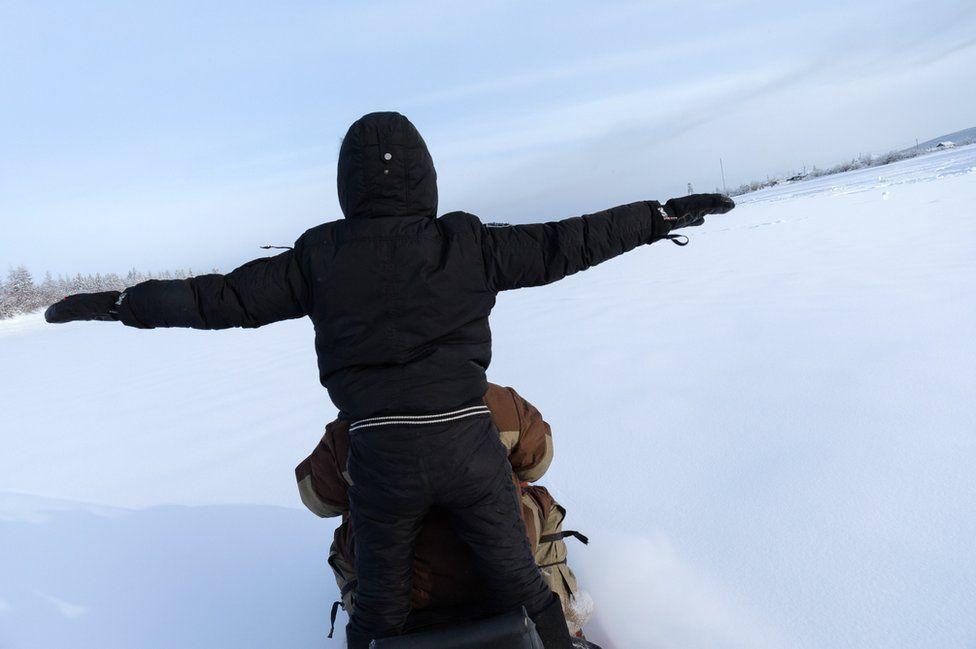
[2,0,975,275]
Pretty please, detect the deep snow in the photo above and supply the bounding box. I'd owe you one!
[2,145,975,649]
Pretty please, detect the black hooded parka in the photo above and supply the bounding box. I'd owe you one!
[115,112,674,419]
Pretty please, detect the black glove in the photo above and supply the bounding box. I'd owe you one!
[663,193,735,230]
[44,291,122,324]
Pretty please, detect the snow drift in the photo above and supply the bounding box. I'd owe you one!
[2,145,975,649]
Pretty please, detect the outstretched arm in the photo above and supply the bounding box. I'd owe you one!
[481,194,734,291]
[46,248,308,329]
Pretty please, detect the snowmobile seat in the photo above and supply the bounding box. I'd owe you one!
[369,607,544,648]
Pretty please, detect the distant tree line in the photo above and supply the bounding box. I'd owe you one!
[0,266,215,320]
[727,138,976,197]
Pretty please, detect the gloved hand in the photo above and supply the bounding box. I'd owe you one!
[44,291,121,324]
[663,193,735,230]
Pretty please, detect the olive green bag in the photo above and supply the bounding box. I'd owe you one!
[522,485,592,636]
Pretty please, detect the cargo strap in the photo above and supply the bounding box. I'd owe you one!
[327,601,342,639]
[540,529,589,545]
[327,580,358,639]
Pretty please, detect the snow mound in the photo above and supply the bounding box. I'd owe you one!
[3,144,976,648]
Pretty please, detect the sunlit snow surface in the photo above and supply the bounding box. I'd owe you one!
[2,145,975,649]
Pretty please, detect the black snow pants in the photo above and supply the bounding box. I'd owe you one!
[344,407,554,644]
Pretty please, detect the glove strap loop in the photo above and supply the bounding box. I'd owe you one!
[665,234,689,246]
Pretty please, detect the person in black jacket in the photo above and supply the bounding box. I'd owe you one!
[46,111,734,648]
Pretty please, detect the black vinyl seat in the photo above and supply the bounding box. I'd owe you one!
[370,607,544,649]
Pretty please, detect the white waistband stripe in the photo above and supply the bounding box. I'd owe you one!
[349,405,490,432]
[353,405,488,423]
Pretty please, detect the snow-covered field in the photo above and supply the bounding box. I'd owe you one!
[2,145,975,649]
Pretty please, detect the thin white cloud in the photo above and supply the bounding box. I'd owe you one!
[401,41,711,107]
[433,69,784,160]
[35,591,87,619]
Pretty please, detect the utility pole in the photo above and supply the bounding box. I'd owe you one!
[719,157,727,195]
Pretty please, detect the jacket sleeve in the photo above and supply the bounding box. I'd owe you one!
[114,248,307,329]
[295,420,352,518]
[506,387,554,483]
[480,200,672,292]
